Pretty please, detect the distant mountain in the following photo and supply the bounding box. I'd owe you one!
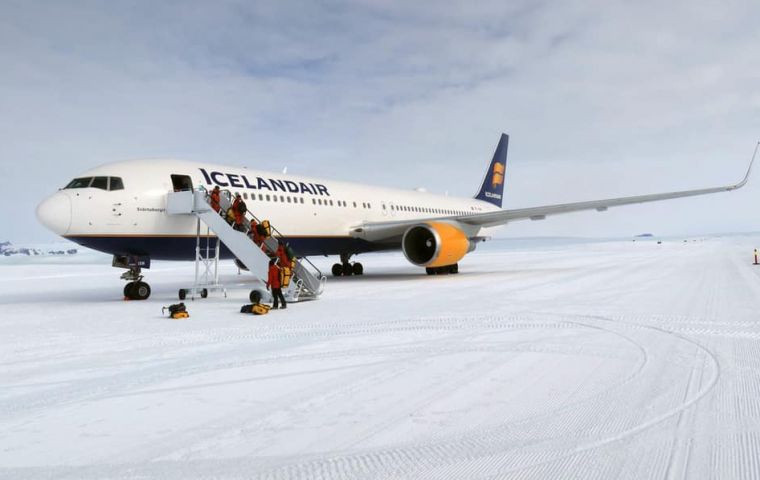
[634,233,655,238]
[0,241,77,257]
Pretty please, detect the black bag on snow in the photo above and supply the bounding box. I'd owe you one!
[240,304,253,314]
[163,302,189,319]
[169,303,186,315]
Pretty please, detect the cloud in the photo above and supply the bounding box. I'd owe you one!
[0,0,758,242]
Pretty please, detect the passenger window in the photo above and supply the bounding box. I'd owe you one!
[266,195,271,201]
[273,195,278,202]
[243,193,248,199]
[109,177,124,191]
[91,176,108,190]
[65,177,93,189]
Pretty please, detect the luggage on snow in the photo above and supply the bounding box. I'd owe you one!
[240,303,272,315]
[163,303,189,319]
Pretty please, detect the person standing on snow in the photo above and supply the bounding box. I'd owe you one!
[266,259,286,309]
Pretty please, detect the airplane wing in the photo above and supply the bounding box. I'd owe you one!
[350,142,758,241]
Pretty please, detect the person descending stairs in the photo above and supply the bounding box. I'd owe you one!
[166,187,325,303]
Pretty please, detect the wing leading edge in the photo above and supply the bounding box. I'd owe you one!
[351,141,758,241]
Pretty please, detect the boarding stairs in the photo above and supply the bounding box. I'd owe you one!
[166,189,326,302]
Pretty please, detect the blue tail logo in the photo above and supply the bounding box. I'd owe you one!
[475,133,509,208]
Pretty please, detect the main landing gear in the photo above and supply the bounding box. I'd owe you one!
[332,253,363,277]
[426,263,459,275]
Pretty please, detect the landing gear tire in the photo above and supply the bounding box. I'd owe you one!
[448,263,459,274]
[200,288,208,299]
[178,289,187,300]
[133,281,151,300]
[332,263,343,277]
[352,262,363,275]
[250,290,262,304]
[125,281,150,300]
[342,263,353,276]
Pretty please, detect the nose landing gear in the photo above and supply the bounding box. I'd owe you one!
[114,255,152,300]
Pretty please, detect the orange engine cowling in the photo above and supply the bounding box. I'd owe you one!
[402,222,473,268]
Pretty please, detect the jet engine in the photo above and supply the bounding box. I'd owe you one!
[402,222,475,268]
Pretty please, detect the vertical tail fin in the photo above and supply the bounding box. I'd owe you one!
[474,133,508,208]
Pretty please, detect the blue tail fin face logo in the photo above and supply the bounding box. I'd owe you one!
[475,133,509,208]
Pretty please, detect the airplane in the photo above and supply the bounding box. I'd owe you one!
[36,134,758,300]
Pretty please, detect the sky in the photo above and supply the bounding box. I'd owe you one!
[1,0,759,243]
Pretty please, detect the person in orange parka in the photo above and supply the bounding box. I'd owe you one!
[231,193,246,231]
[248,218,262,246]
[209,186,221,213]
[275,241,292,268]
[266,259,286,309]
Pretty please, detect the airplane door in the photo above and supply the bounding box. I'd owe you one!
[389,201,397,217]
[171,174,194,191]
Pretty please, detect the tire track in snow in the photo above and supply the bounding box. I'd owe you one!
[222,313,721,479]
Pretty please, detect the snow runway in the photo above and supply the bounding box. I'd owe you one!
[1,237,760,479]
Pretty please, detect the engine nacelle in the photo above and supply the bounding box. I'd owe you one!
[402,222,474,268]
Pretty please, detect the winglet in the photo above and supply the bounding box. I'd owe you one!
[727,140,759,191]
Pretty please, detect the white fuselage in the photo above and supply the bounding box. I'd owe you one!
[37,159,500,260]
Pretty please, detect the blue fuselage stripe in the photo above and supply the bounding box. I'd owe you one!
[65,235,397,261]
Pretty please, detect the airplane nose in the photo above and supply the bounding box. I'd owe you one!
[36,191,72,235]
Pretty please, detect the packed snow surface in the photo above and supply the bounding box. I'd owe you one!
[2,236,760,479]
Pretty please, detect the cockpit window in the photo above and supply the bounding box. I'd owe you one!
[64,177,93,189]
[91,176,108,190]
[64,176,125,190]
[109,177,124,191]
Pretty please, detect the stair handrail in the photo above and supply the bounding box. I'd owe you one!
[207,188,325,280]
